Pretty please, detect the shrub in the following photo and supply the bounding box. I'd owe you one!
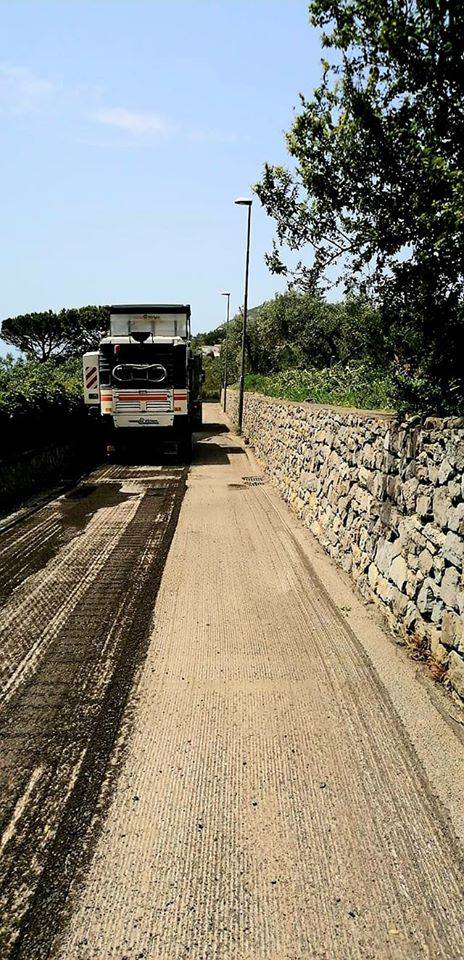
[0,357,85,456]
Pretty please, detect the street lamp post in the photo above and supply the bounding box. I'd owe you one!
[221,291,230,412]
[234,197,252,435]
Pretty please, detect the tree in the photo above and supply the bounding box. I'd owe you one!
[242,291,386,375]
[1,305,110,361]
[255,0,464,412]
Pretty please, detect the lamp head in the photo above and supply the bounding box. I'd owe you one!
[234,197,252,206]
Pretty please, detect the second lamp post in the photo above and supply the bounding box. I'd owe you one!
[234,196,252,434]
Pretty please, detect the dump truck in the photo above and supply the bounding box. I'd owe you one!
[83,304,203,460]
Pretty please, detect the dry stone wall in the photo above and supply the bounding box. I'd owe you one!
[226,389,464,700]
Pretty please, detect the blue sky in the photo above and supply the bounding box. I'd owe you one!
[0,0,321,346]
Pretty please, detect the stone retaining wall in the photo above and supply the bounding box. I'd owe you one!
[226,389,464,700]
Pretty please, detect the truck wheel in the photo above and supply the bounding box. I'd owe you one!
[178,430,193,464]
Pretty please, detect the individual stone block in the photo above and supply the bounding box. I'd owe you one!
[448,440,464,472]
[443,531,464,569]
[447,651,464,699]
[390,555,408,590]
[405,573,420,599]
[430,630,449,665]
[404,602,419,631]
[400,478,419,511]
[440,565,460,609]
[417,578,437,615]
[448,503,464,536]
[418,548,434,576]
[442,610,464,649]
[433,487,453,528]
[375,538,401,576]
[368,563,379,589]
[431,600,445,623]
[423,523,446,551]
[448,480,462,502]
[389,585,410,616]
[438,459,454,484]
[416,493,433,519]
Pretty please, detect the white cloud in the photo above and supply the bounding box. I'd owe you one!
[0,63,54,114]
[0,66,233,148]
[93,107,171,137]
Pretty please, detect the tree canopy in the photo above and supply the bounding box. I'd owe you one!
[255,0,464,412]
[1,305,110,361]
[240,291,385,375]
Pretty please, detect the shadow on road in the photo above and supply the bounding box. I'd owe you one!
[192,442,230,465]
[195,421,229,438]
[193,421,244,466]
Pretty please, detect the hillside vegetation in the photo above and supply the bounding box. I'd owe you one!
[195,290,396,411]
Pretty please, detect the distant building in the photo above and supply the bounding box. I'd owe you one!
[201,344,222,358]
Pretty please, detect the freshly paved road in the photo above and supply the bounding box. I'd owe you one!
[1,405,464,959]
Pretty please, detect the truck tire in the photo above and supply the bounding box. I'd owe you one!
[178,430,193,464]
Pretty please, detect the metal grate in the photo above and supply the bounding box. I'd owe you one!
[242,475,267,486]
[146,399,172,413]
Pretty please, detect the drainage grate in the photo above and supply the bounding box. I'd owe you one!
[242,475,267,486]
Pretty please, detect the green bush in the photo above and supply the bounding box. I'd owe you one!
[243,362,394,411]
[0,356,85,456]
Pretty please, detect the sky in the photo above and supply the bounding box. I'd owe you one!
[0,0,322,348]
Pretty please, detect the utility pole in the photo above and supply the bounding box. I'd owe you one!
[234,197,252,434]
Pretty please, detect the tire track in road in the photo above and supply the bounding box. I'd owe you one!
[0,464,187,958]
